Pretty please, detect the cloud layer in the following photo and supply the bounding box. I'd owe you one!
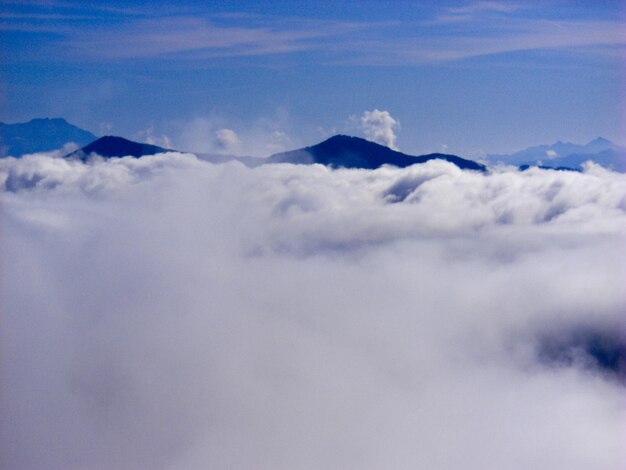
[1,153,625,469]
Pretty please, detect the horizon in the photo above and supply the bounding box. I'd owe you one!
[1,0,624,157]
[1,115,622,159]
[3,2,626,468]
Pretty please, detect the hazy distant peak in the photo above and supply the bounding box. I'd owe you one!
[486,136,625,172]
[0,117,97,157]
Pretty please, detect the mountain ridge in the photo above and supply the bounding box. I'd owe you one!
[486,136,626,172]
[66,135,170,160]
[0,117,97,157]
[267,135,487,171]
[64,133,487,171]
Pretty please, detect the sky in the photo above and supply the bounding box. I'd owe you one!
[1,0,625,156]
[2,3,626,468]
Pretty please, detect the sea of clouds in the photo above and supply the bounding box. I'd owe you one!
[1,152,625,469]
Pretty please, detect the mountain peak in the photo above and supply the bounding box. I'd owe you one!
[320,134,372,145]
[586,136,612,146]
[29,117,69,124]
[66,135,169,160]
[269,134,485,171]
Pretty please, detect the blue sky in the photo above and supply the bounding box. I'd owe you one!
[1,0,625,156]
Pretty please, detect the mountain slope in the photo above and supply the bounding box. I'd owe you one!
[267,135,486,171]
[66,136,170,160]
[0,118,97,157]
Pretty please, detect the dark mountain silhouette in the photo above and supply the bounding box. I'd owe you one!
[518,164,580,172]
[267,135,486,171]
[0,118,97,157]
[66,136,170,160]
[64,133,486,171]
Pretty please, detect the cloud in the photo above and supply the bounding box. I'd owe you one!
[213,128,240,152]
[446,1,523,16]
[4,4,624,66]
[359,109,400,150]
[135,125,173,149]
[174,114,293,156]
[52,16,364,60]
[1,154,626,469]
[266,130,290,153]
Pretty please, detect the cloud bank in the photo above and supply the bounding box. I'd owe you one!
[1,153,625,469]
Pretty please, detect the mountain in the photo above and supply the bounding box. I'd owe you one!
[0,118,97,157]
[537,148,626,173]
[63,133,486,172]
[487,137,626,172]
[267,135,486,171]
[66,136,170,160]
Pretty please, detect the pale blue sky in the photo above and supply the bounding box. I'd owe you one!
[1,0,624,156]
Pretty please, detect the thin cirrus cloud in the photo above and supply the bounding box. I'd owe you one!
[445,0,525,16]
[58,16,366,60]
[332,17,626,66]
[4,2,623,64]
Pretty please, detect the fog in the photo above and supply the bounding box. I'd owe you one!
[1,152,625,469]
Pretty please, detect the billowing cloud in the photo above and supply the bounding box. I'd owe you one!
[1,153,625,469]
[359,109,400,150]
[213,128,240,152]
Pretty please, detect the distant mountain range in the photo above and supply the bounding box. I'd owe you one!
[64,134,486,172]
[487,137,626,172]
[3,117,624,172]
[0,118,97,157]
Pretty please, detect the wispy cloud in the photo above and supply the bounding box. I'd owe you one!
[2,2,624,65]
[447,1,523,15]
[0,0,149,16]
[331,17,626,66]
[431,1,528,24]
[54,16,365,60]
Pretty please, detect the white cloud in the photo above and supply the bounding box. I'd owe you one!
[546,149,558,158]
[174,114,293,157]
[135,125,173,149]
[359,109,400,150]
[1,154,625,469]
[213,128,240,152]
[447,1,523,16]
